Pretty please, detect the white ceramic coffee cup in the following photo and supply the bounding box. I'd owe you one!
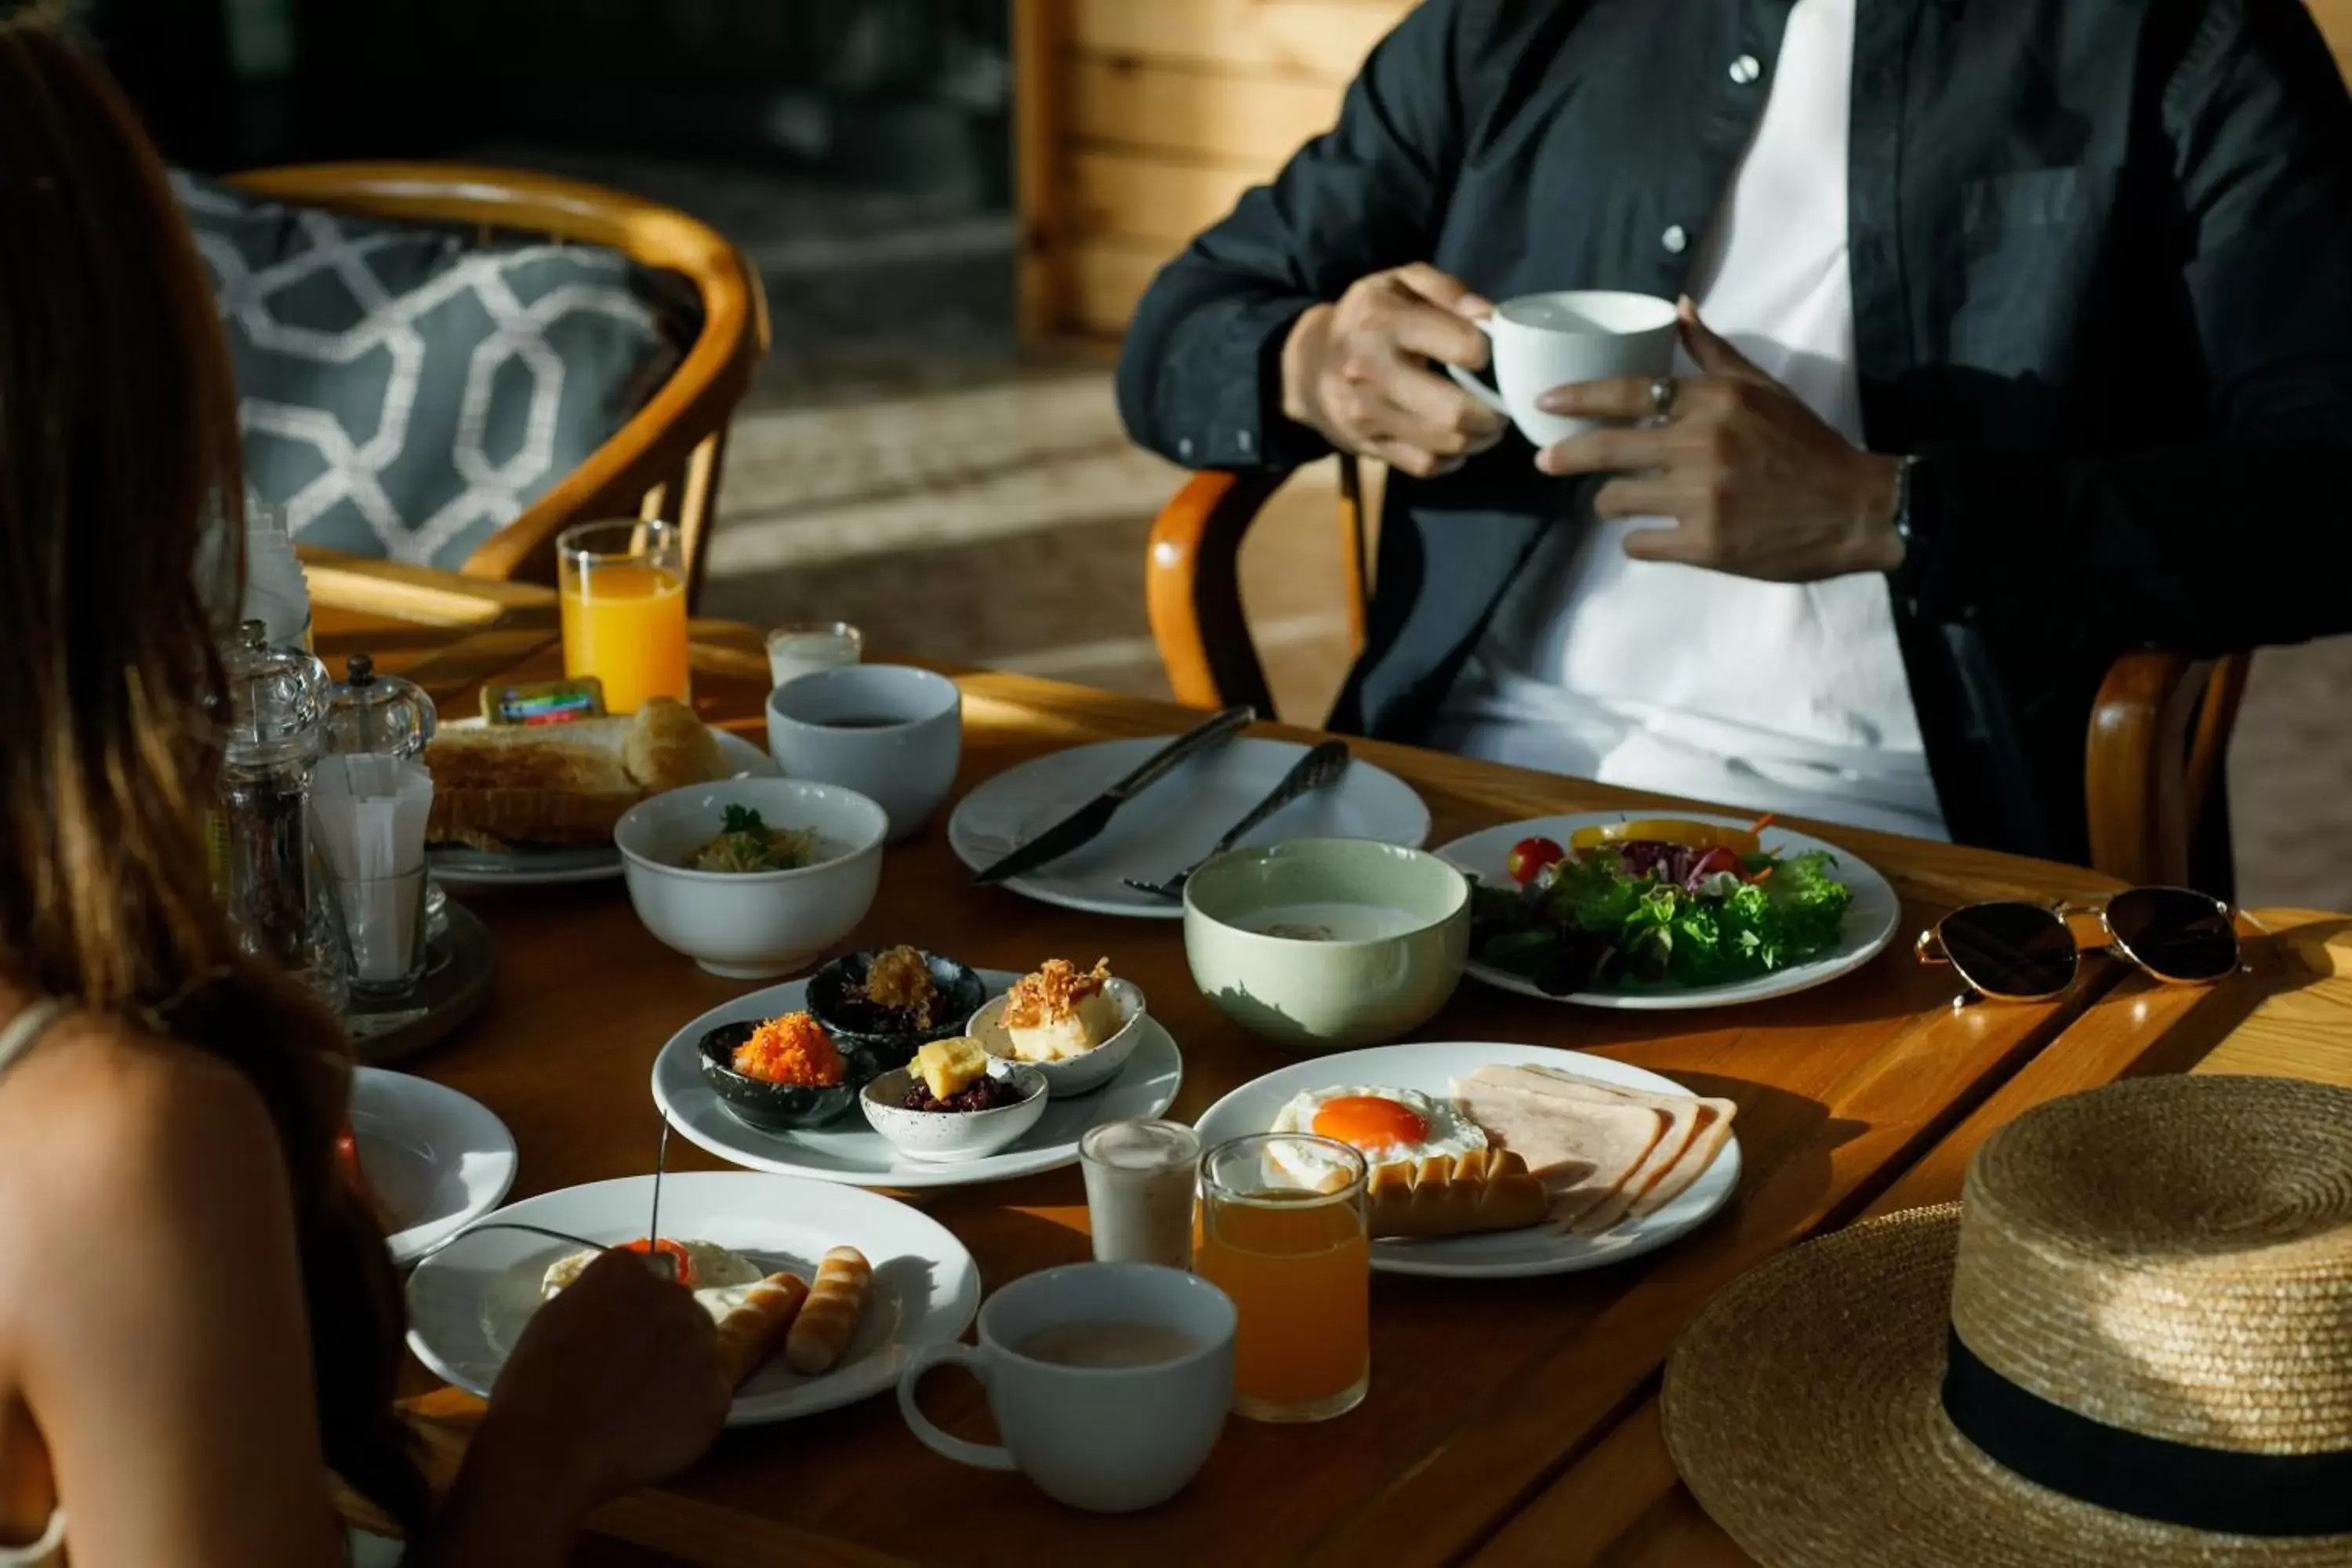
[765,665,961,843]
[1446,289,1679,448]
[897,1262,1237,1514]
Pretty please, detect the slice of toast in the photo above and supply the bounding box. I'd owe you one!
[424,718,643,848]
[423,700,731,848]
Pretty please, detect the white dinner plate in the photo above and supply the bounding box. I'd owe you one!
[946,737,1430,918]
[406,1172,980,1426]
[428,725,777,887]
[349,1067,518,1266]
[652,971,1184,1189]
[1436,812,1900,1010]
[1192,1040,1742,1279]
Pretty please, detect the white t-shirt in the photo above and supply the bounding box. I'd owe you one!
[1431,0,1947,840]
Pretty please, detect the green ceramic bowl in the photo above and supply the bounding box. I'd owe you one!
[1182,838,1470,1053]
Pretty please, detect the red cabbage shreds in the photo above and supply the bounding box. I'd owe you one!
[1616,840,1685,880]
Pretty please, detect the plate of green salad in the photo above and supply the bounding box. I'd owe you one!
[1436,811,1900,1009]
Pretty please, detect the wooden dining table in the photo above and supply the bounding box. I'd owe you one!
[308,553,2352,1567]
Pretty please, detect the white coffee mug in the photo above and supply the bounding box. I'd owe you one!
[1446,289,1679,448]
[765,665,961,843]
[897,1262,1237,1514]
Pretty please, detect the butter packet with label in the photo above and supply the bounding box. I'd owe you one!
[481,677,607,726]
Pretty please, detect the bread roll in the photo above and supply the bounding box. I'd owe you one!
[784,1247,872,1374]
[713,1272,810,1388]
[624,697,727,793]
[1363,1149,1549,1238]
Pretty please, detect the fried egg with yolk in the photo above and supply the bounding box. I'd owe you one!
[541,1238,768,1323]
[1267,1085,1487,1189]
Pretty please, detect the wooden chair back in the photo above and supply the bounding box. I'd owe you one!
[225,162,770,608]
[1145,455,2250,889]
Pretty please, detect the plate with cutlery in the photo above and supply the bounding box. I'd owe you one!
[949,710,1431,918]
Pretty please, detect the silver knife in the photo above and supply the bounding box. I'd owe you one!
[972,704,1256,885]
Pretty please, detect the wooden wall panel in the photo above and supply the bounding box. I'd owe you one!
[1067,55,1345,163]
[1070,238,1171,338]
[1069,151,1273,245]
[1069,0,1410,80]
[1019,0,1401,341]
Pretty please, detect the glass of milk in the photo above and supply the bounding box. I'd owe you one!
[1080,1120,1202,1271]
[765,622,862,693]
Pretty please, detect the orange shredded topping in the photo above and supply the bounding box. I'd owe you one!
[732,1011,844,1087]
[1002,958,1112,1031]
[859,945,939,1024]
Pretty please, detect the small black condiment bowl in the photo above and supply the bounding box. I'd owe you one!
[695,1019,899,1134]
[806,949,986,1072]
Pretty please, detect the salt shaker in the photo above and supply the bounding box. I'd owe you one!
[325,653,437,760]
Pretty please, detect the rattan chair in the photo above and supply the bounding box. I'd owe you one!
[227,162,770,608]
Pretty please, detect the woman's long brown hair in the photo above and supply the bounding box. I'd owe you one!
[0,11,428,1536]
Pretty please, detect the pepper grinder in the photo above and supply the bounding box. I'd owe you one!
[216,620,347,1012]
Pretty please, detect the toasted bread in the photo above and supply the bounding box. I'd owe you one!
[423,702,728,849]
[1363,1149,1550,1238]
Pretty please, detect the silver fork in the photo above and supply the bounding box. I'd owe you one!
[1123,739,1352,900]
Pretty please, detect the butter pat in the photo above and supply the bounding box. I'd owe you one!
[915,1036,989,1101]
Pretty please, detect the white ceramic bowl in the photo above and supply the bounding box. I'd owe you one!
[860,1062,1047,1162]
[766,666,963,844]
[965,978,1149,1098]
[615,778,887,979]
[1183,838,1469,1052]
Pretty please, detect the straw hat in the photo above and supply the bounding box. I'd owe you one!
[1664,1075,2352,1566]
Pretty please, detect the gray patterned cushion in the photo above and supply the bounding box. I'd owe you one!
[175,172,697,570]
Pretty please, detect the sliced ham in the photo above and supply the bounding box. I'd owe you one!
[1455,1065,1737,1233]
[1629,1113,1737,1218]
[1448,1077,1668,1229]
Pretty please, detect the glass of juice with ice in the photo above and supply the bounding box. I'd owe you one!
[1196,1133,1370,1422]
[557,519,689,714]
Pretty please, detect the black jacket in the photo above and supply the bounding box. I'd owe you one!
[1116,0,2352,868]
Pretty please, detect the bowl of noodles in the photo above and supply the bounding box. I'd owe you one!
[614,778,887,978]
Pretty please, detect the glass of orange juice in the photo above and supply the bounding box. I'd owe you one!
[1196,1133,1370,1422]
[557,518,689,714]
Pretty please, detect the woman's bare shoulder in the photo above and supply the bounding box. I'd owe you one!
[0,1007,287,1250]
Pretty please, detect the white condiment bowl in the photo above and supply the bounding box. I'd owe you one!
[860,1062,1049,1162]
[965,978,1149,1098]
[614,778,887,979]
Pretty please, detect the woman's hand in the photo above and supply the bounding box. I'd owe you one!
[483,1247,731,1506]
[422,1247,731,1564]
[1534,301,1905,582]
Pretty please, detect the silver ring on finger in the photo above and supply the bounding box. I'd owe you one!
[1647,375,1679,419]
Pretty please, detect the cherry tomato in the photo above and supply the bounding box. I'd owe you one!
[1505,836,1567,884]
[1567,818,1762,857]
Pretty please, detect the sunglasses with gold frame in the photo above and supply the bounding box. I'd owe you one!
[1915,886,2243,1002]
